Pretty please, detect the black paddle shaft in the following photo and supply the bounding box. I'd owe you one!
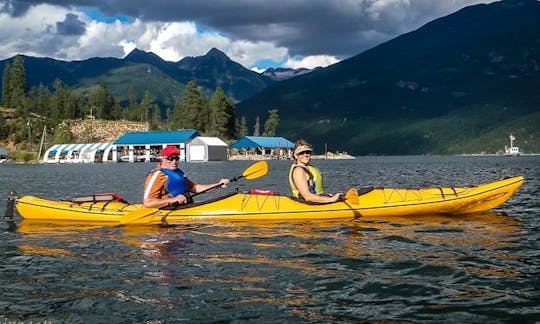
[187,174,244,199]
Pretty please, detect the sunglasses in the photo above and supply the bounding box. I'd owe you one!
[165,156,180,161]
[298,150,312,156]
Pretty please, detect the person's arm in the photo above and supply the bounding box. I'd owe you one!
[143,172,170,208]
[292,167,341,203]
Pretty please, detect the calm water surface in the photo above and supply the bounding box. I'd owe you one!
[1,156,539,323]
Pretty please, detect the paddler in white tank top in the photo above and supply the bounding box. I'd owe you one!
[288,139,343,203]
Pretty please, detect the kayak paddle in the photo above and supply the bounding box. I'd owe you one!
[345,188,359,204]
[120,161,269,225]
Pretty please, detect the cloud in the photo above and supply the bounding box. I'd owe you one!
[56,13,86,35]
[285,55,339,70]
[0,0,494,69]
[0,3,71,58]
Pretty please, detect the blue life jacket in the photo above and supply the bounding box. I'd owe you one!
[160,168,189,197]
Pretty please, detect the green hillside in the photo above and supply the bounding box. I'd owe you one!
[237,0,540,155]
[76,64,186,109]
[279,105,539,155]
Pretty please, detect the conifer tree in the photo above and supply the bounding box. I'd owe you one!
[9,55,28,112]
[51,79,78,123]
[253,116,260,136]
[139,90,152,122]
[239,116,248,138]
[88,81,121,120]
[1,62,11,107]
[263,109,279,137]
[222,90,236,139]
[124,86,139,121]
[8,56,29,116]
[170,81,207,131]
[207,87,232,138]
[148,103,161,130]
[28,84,52,118]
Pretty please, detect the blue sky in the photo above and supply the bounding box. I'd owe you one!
[79,6,132,24]
[0,0,494,71]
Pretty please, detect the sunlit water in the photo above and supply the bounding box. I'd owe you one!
[1,156,539,323]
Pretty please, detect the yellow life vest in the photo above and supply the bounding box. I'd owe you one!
[288,163,324,198]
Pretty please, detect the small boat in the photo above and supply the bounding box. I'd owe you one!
[12,176,524,226]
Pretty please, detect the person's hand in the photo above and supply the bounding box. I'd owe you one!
[219,179,230,188]
[331,193,344,202]
[171,194,189,205]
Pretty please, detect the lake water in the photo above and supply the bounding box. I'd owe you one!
[1,155,539,323]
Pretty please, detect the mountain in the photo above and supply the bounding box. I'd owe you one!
[236,0,540,155]
[0,48,272,108]
[176,48,273,101]
[262,67,314,81]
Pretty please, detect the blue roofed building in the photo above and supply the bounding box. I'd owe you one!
[230,136,294,160]
[113,130,199,162]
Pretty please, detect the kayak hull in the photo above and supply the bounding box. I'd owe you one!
[14,176,524,226]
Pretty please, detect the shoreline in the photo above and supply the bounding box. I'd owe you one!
[228,152,356,161]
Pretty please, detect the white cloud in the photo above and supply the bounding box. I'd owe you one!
[250,67,265,73]
[227,40,288,69]
[285,55,339,69]
[119,39,137,57]
[0,4,69,58]
[0,4,290,68]
[0,0,496,69]
[147,21,202,61]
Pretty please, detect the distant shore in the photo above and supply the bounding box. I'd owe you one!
[228,152,355,161]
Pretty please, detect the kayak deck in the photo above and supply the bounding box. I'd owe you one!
[13,176,524,226]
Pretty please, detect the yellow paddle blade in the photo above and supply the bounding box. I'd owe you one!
[345,188,359,204]
[120,208,158,225]
[242,161,268,180]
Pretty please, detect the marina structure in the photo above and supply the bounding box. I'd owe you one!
[230,136,294,160]
[39,130,296,163]
[504,134,520,156]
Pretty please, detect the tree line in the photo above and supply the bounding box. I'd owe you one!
[1,55,280,148]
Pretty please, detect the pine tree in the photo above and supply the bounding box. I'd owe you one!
[148,103,162,130]
[50,79,79,123]
[2,62,12,107]
[9,56,28,116]
[139,90,152,122]
[223,91,236,139]
[110,100,122,120]
[207,87,231,138]
[124,86,139,121]
[170,81,207,131]
[253,116,260,136]
[87,81,120,120]
[239,116,248,137]
[263,109,279,137]
[28,84,52,118]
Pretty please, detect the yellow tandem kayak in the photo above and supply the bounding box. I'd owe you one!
[13,176,524,226]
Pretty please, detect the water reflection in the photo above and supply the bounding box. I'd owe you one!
[16,212,521,270]
[9,210,529,322]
